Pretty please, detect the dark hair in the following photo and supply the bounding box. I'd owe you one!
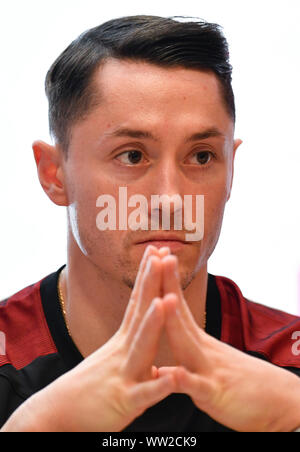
[45,15,235,154]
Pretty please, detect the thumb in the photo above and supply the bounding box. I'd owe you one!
[157,366,178,378]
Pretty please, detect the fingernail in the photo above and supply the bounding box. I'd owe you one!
[145,245,153,255]
[159,246,171,255]
[143,245,153,262]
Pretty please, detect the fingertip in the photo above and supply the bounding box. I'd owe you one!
[146,244,156,253]
[162,292,179,311]
[151,254,163,267]
[144,244,159,259]
[161,254,178,266]
[151,365,158,379]
[152,295,162,307]
[158,247,171,258]
[160,372,176,391]
[157,366,177,378]
[149,296,164,321]
[163,292,178,301]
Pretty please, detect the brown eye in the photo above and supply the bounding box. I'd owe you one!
[196,151,211,165]
[116,150,143,165]
[186,150,214,167]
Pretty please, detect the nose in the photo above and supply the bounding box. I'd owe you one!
[147,158,184,228]
[151,157,182,197]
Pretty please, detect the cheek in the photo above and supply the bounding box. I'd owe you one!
[202,174,229,243]
[65,168,110,254]
[67,198,97,256]
[66,169,130,270]
[68,195,127,266]
[206,194,227,231]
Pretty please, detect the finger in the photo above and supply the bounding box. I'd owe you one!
[129,374,176,415]
[151,366,158,379]
[122,247,170,334]
[161,254,181,298]
[126,255,162,343]
[124,297,164,379]
[121,245,159,331]
[163,293,203,371]
[136,254,162,314]
[157,366,177,378]
[158,246,171,259]
[131,245,160,300]
[162,255,200,338]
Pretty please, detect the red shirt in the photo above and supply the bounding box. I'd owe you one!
[0,266,299,431]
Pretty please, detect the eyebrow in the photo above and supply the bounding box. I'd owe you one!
[104,128,156,140]
[186,128,225,142]
[103,126,224,142]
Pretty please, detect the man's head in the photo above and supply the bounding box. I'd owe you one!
[33,15,242,291]
[45,15,236,156]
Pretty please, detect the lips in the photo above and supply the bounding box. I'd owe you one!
[134,234,192,252]
[136,234,187,244]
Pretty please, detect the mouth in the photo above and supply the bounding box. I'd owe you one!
[135,235,191,251]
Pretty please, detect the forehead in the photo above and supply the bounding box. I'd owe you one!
[80,58,234,139]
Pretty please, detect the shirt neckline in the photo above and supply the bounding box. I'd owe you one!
[40,264,83,370]
[40,265,222,370]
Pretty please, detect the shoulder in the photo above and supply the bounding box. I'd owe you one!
[215,275,300,368]
[0,277,57,371]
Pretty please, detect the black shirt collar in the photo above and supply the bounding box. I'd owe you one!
[40,264,83,370]
[40,266,222,370]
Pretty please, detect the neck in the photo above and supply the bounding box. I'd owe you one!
[61,236,208,366]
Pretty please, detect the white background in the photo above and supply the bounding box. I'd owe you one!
[0,0,299,314]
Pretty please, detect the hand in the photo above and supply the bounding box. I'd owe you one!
[158,254,300,432]
[1,245,175,432]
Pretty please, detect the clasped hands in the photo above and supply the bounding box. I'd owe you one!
[24,245,300,433]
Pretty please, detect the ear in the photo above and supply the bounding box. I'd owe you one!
[226,138,243,202]
[32,140,69,206]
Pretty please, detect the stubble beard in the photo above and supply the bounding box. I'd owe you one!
[121,263,197,292]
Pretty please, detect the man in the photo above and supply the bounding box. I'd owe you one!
[1,15,300,432]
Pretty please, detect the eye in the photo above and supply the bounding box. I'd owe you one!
[188,151,213,165]
[115,150,144,165]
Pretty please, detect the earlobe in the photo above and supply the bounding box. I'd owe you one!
[32,140,68,206]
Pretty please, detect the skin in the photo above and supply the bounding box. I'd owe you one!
[2,59,300,432]
[1,246,177,432]
[2,247,300,432]
[32,59,241,362]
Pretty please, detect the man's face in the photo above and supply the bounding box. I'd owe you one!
[62,59,240,290]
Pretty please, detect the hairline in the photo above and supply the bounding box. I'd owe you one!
[61,57,235,158]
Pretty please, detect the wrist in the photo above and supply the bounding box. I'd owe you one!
[276,376,300,432]
[287,379,300,432]
[1,385,64,432]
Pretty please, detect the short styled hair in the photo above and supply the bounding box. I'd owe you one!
[45,15,235,154]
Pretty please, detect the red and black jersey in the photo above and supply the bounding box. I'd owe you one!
[0,265,300,431]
